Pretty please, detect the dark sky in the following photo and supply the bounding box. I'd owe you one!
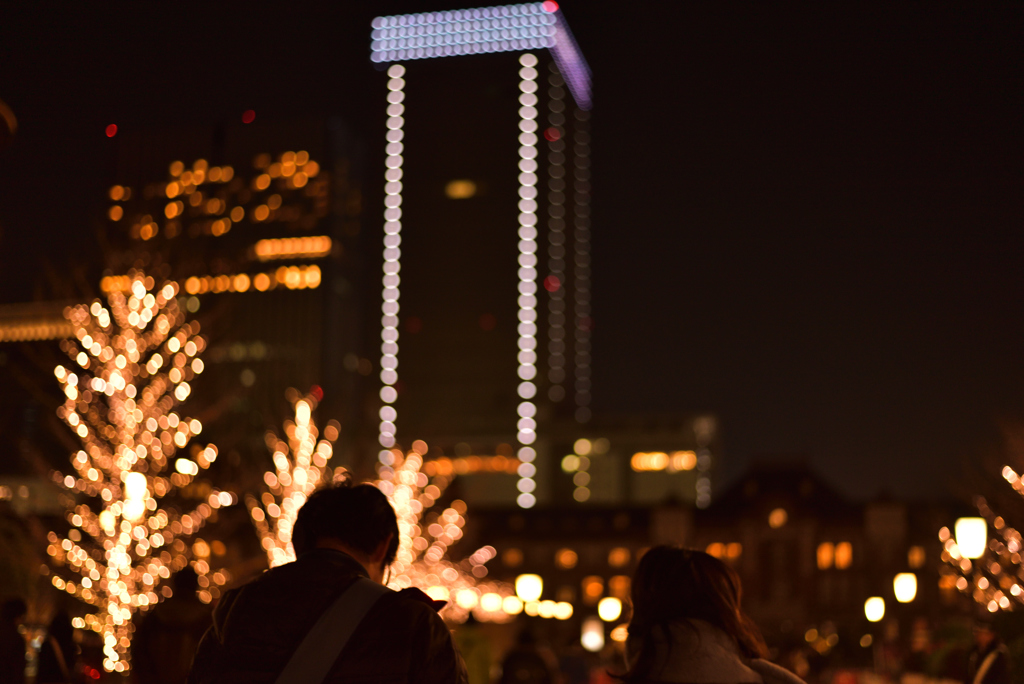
[1,3,1021,500]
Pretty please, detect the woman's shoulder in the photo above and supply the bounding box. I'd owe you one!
[747,659,807,684]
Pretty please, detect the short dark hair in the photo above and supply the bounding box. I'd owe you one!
[292,481,399,564]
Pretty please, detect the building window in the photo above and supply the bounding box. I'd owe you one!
[582,576,604,605]
[556,548,578,569]
[908,545,926,569]
[503,548,523,568]
[609,575,630,599]
[817,542,834,570]
[768,508,788,529]
[834,542,852,569]
[608,547,630,568]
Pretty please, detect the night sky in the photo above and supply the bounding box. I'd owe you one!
[1,3,1020,500]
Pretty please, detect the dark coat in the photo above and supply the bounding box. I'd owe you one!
[967,640,1011,684]
[188,549,466,684]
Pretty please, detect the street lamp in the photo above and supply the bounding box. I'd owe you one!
[515,574,543,602]
[893,573,917,603]
[864,597,885,622]
[581,617,605,652]
[597,597,622,622]
[955,517,987,559]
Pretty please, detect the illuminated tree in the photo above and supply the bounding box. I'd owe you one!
[377,445,517,622]
[46,273,227,675]
[940,466,1024,613]
[246,393,342,567]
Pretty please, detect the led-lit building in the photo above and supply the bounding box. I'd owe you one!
[369,3,596,507]
[98,117,369,465]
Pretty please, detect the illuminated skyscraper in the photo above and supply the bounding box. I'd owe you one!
[99,118,368,463]
[369,3,592,507]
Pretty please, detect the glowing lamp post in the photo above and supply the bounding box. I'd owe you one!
[581,617,605,652]
[516,574,544,603]
[864,597,885,622]
[955,517,987,559]
[597,597,622,622]
[893,573,917,603]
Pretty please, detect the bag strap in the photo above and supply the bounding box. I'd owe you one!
[274,576,392,684]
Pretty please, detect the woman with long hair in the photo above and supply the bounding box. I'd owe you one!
[619,546,805,684]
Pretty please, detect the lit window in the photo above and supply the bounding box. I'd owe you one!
[768,508,788,529]
[834,542,852,569]
[555,548,578,569]
[503,548,523,568]
[581,575,603,604]
[817,542,834,570]
[608,547,630,567]
[608,575,630,599]
[445,180,477,199]
[908,545,926,569]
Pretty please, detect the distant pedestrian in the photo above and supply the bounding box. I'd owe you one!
[188,479,466,684]
[36,610,76,684]
[454,614,493,684]
[499,629,559,684]
[0,598,27,684]
[133,567,212,684]
[619,546,806,684]
[965,618,1010,684]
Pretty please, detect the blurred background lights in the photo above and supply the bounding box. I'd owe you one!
[768,507,788,529]
[515,573,543,602]
[445,179,477,199]
[955,517,987,559]
[581,617,604,652]
[105,124,118,138]
[378,63,406,454]
[893,573,917,603]
[516,52,539,506]
[242,109,256,124]
[597,596,622,621]
[864,597,885,622]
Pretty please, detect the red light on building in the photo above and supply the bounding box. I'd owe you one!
[542,1,559,12]
[310,385,323,401]
[242,109,256,124]
[543,275,561,292]
[105,124,118,138]
[544,127,561,142]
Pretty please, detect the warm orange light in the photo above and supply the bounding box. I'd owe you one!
[834,541,852,569]
[108,206,123,221]
[768,508,788,529]
[608,547,630,568]
[817,542,834,569]
[555,548,578,569]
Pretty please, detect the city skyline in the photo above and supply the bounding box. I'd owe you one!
[0,2,1021,501]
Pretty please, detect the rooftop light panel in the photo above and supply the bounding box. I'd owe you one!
[371,2,591,110]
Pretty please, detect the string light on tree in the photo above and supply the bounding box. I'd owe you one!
[938,468,1024,613]
[46,273,229,674]
[247,392,343,567]
[376,443,515,622]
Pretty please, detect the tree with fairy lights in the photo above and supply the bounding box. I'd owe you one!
[246,392,343,567]
[377,444,517,623]
[940,465,1024,613]
[46,273,229,675]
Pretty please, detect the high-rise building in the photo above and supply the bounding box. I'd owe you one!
[368,2,596,507]
[96,117,370,466]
